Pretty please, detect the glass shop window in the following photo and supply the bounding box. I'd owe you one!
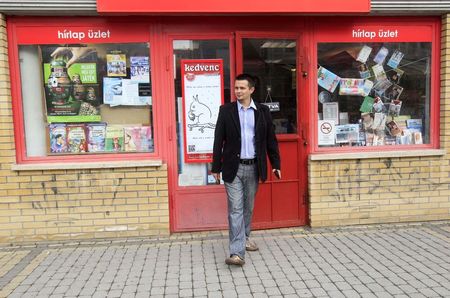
[317,43,431,147]
[19,43,153,157]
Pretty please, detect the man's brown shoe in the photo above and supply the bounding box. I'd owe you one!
[225,255,245,266]
[245,241,259,251]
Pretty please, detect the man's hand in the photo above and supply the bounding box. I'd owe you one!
[272,169,281,180]
[212,172,221,184]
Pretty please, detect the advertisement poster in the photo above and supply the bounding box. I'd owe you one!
[181,59,224,163]
[41,46,101,123]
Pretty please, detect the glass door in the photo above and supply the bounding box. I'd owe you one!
[236,34,306,226]
[170,33,307,231]
[173,39,231,187]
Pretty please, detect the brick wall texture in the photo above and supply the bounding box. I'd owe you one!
[308,15,450,227]
[0,14,169,244]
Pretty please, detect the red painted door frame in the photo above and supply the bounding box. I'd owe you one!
[165,20,310,232]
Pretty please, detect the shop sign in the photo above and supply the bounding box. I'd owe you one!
[97,0,370,14]
[262,102,280,112]
[181,59,224,163]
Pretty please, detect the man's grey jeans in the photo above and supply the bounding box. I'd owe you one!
[224,163,259,259]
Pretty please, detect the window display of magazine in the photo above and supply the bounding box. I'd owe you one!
[66,124,87,153]
[130,56,150,82]
[335,124,360,144]
[106,53,127,77]
[318,42,432,148]
[318,66,340,93]
[86,123,106,152]
[339,78,365,96]
[49,123,67,153]
[373,46,389,64]
[356,45,372,63]
[123,126,140,152]
[139,126,153,152]
[105,125,124,152]
[388,99,402,117]
[387,50,404,68]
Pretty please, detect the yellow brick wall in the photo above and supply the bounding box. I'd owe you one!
[0,14,169,244]
[308,15,450,227]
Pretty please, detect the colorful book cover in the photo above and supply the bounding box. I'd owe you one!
[406,119,423,130]
[372,64,387,81]
[123,126,141,152]
[387,120,403,136]
[373,47,389,64]
[388,99,403,117]
[372,96,386,113]
[86,123,106,152]
[389,68,404,84]
[105,125,124,152]
[386,84,403,101]
[49,123,67,153]
[130,56,150,82]
[139,126,153,152]
[358,63,371,79]
[373,113,387,130]
[339,79,365,96]
[387,50,404,68]
[362,80,374,96]
[356,45,372,63]
[413,132,423,144]
[103,77,123,106]
[335,124,360,144]
[106,53,127,77]
[360,96,375,113]
[318,66,340,93]
[373,79,392,97]
[66,124,87,153]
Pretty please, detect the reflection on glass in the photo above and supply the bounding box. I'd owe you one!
[317,43,431,147]
[242,38,297,134]
[173,40,230,187]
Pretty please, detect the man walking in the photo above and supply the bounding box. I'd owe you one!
[212,73,281,266]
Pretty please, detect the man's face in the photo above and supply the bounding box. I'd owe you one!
[234,79,254,102]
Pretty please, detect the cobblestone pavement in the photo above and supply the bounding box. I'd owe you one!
[0,221,449,297]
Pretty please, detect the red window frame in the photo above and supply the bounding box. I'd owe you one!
[7,17,164,164]
[311,17,441,153]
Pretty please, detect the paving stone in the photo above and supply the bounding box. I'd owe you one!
[0,222,448,298]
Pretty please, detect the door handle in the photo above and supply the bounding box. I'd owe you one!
[300,123,308,146]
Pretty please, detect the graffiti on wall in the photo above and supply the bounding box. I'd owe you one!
[329,158,444,202]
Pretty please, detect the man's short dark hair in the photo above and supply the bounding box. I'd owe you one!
[235,73,256,89]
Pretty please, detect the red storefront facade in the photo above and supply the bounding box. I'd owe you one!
[1,0,448,242]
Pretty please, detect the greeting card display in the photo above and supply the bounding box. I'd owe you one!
[339,79,365,96]
[318,66,340,93]
[373,47,389,64]
[387,50,404,68]
[356,45,372,63]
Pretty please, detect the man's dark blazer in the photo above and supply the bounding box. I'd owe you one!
[212,101,281,183]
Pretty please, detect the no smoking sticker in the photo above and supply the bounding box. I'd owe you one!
[318,120,336,145]
[320,122,333,134]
